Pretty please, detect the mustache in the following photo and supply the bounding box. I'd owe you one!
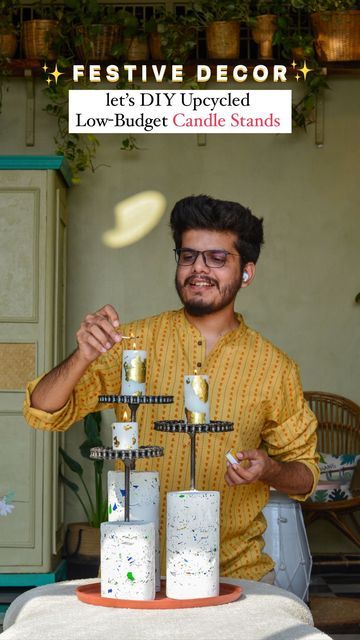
[184,276,219,289]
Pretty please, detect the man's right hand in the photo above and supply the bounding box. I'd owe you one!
[76,304,122,364]
[29,304,122,413]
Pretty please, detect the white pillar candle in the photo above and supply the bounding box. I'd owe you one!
[166,490,220,599]
[101,520,155,600]
[108,470,161,591]
[112,421,138,450]
[121,350,147,396]
[184,374,210,423]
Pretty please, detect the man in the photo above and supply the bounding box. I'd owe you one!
[24,194,319,582]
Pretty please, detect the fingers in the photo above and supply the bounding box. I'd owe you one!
[76,305,122,362]
[98,304,120,328]
[226,461,255,485]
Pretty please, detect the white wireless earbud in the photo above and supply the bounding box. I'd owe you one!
[242,272,249,282]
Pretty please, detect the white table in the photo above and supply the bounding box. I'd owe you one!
[3,578,331,640]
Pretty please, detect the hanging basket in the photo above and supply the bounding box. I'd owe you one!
[206,21,240,60]
[310,10,360,61]
[22,19,59,60]
[0,32,17,58]
[123,35,149,61]
[251,14,277,60]
[74,24,121,62]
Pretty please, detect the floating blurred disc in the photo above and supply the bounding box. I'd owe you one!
[102,191,167,248]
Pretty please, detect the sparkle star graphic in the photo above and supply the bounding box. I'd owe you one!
[49,63,64,85]
[46,77,52,85]
[295,73,301,82]
[298,61,313,80]
[291,60,297,69]
[42,62,48,73]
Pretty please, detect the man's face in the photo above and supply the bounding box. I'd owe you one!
[175,229,243,317]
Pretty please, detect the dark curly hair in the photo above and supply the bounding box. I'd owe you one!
[170,195,264,266]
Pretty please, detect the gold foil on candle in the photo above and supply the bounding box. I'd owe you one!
[113,435,120,447]
[124,354,146,382]
[185,408,206,424]
[191,376,209,402]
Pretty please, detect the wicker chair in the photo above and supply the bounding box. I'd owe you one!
[302,391,360,549]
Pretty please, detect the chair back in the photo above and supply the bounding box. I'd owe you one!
[304,391,360,455]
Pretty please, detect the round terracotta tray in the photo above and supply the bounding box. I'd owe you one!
[76,580,243,609]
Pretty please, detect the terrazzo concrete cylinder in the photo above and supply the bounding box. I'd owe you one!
[166,490,220,599]
[121,350,147,396]
[108,470,160,591]
[101,520,155,600]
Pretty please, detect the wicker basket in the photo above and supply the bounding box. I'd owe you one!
[0,32,17,58]
[251,14,277,59]
[22,19,59,60]
[123,35,149,61]
[311,10,360,61]
[74,24,121,62]
[65,522,100,558]
[206,21,240,60]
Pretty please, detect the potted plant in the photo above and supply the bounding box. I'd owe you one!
[147,9,198,64]
[60,411,107,576]
[291,0,360,61]
[193,0,250,60]
[22,1,63,61]
[60,0,122,63]
[121,11,149,61]
[249,0,287,59]
[0,0,17,59]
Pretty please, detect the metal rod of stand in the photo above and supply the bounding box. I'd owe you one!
[129,403,139,422]
[190,432,196,490]
[124,461,130,522]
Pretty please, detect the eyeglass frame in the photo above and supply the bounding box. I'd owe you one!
[173,248,241,268]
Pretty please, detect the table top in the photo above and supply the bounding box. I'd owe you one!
[3,578,332,640]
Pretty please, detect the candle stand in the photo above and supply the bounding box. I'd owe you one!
[154,420,233,490]
[99,394,174,422]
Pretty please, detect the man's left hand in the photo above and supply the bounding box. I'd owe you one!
[225,449,276,486]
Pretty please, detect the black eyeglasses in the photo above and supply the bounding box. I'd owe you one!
[174,248,240,268]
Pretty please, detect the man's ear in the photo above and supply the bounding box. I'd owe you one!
[241,263,256,288]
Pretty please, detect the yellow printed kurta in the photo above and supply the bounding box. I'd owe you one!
[23,309,319,580]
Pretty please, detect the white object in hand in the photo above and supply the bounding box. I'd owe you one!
[121,350,147,396]
[108,471,161,591]
[101,520,155,600]
[112,421,138,450]
[166,490,220,599]
[184,374,210,423]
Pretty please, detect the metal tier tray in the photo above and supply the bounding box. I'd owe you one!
[98,394,174,405]
[90,445,164,461]
[154,420,234,433]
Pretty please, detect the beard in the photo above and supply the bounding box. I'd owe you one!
[175,273,242,317]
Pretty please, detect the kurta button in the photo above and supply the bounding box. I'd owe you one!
[197,362,202,368]
[198,340,202,346]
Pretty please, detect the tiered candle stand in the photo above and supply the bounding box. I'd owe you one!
[154,420,234,490]
[90,445,164,521]
[96,394,173,519]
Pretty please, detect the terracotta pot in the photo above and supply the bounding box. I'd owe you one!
[74,24,121,62]
[124,35,149,61]
[252,14,277,59]
[65,522,100,559]
[310,10,360,62]
[0,32,17,58]
[206,21,240,60]
[22,19,59,60]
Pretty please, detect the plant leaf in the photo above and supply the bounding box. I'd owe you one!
[59,470,79,493]
[59,446,83,476]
